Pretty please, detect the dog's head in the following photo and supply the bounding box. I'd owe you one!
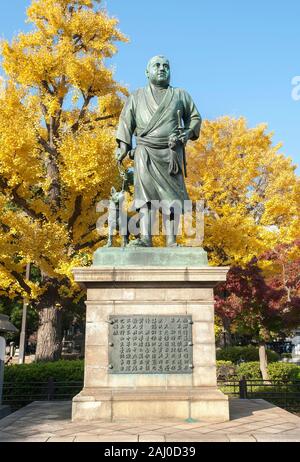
[110,187,125,204]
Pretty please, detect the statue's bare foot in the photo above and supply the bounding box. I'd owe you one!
[166,236,180,247]
[127,238,152,248]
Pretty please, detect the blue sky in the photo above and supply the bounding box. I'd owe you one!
[1,0,299,172]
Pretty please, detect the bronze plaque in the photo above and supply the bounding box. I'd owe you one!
[108,315,193,374]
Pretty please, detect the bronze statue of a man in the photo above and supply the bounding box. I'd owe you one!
[116,56,202,247]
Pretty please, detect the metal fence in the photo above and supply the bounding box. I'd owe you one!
[2,378,83,410]
[218,378,300,413]
[2,378,300,413]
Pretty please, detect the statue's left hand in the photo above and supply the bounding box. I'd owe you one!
[178,130,191,145]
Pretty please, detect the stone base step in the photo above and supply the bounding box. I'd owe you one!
[72,387,229,422]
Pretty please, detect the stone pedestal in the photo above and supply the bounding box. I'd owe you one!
[72,254,229,422]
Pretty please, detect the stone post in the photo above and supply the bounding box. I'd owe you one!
[0,314,18,418]
[0,336,5,405]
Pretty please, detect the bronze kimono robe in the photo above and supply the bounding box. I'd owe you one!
[116,85,201,210]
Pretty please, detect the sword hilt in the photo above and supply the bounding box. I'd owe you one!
[177,109,184,134]
[177,110,187,178]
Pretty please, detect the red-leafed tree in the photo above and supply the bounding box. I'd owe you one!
[215,258,300,380]
[262,240,300,302]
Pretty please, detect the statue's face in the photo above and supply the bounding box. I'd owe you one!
[146,56,170,87]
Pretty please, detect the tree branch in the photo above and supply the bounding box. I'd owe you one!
[73,34,96,54]
[74,236,104,252]
[71,91,93,133]
[83,114,116,127]
[0,221,10,233]
[40,102,51,133]
[37,135,61,210]
[0,261,31,295]
[41,80,54,96]
[0,177,45,221]
[12,186,45,221]
[51,76,67,137]
[68,195,83,237]
[37,136,58,157]
[77,224,96,242]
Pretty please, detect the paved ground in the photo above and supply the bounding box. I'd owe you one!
[0,399,300,442]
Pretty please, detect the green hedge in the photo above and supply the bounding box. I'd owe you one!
[216,346,280,364]
[236,361,261,379]
[4,359,84,382]
[235,361,300,380]
[268,363,300,381]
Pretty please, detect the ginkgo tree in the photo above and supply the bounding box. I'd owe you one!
[0,0,127,360]
[186,117,300,266]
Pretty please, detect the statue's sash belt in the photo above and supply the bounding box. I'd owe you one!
[136,136,180,176]
[136,136,169,149]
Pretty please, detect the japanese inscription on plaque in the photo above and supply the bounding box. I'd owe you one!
[108,315,193,374]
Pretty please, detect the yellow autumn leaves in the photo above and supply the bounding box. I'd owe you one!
[0,0,126,299]
[2,0,126,88]
[0,1,299,304]
[186,117,300,266]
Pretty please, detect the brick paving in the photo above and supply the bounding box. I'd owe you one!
[0,399,299,442]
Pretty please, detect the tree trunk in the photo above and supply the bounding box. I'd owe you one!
[35,291,63,362]
[221,317,232,347]
[259,342,270,381]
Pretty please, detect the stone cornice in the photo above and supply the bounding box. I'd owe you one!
[73,266,229,287]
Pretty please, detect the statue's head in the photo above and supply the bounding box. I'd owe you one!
[146,55,170,87]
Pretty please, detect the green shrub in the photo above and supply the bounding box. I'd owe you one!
[216,360,236,379]
[236,361,261,379]
[4,359,84,382]
[3,360,84,409]
[268,363,300,381]
[235,361,300,381]
[216,346,279,364]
